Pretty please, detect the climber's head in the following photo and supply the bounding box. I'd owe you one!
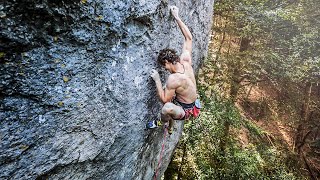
[157,48,180,72]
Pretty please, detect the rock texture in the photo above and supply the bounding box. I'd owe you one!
[0,0,214,179]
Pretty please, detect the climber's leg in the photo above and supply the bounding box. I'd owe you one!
[161,102,185,134]
[161,102,185,122]
[146,102,185,130]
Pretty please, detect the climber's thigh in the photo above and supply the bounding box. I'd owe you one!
[162,102,185,119]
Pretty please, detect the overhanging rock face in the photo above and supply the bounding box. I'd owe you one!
[0,0,214,179]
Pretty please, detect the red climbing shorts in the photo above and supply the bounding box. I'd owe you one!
[173,98,201,120]
[182,105,200,120]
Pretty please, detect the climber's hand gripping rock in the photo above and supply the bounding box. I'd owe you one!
[150,69,160,82]
[169,5,179,18]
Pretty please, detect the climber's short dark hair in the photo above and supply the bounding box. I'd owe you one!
[157,48,180,65]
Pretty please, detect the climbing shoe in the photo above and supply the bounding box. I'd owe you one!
[146,120,162,129]
[168,127,173,135]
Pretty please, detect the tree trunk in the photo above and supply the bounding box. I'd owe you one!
[177,143,187,180]
[215,18,229,62]
[294,82,317,179]
[230,37,250,103]
[219,121,231,153]
[295,82,312,153]
[220,37,250,154]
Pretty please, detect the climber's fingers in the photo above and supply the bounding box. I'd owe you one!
[169,5,179,17]
[150,69,158,77]
[150,69,160,81]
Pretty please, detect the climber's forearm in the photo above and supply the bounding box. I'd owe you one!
[154,80,165,102]
[174,16,192,41]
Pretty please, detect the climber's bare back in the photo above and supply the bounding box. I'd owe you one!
[167,53,197,104]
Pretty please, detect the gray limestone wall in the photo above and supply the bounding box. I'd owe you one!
[0,0,214,179]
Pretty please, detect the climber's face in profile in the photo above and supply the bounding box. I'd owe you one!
[163,60,175,73]
[163,60,170,70]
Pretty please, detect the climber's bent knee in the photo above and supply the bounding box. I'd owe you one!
[161,102,185,120]
[162,102,175,114]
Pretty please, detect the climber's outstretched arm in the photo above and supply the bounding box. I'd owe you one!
[170,6,192,64]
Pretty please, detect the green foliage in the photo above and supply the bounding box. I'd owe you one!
[167,0,319,179]
[175,92,304,180]
[242,119,264,138]
[212,0,319,99]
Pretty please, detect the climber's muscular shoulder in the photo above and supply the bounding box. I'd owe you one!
[179,39,196,84]
[166,73,181,90]
[179,36,192,65]
[180,39,196,85]
[180,50,192,65]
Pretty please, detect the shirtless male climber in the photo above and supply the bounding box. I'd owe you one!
[146,6,201,134]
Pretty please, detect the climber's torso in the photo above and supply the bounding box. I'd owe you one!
[167,54,197,104]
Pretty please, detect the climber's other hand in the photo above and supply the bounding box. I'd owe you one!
[150,69,160,82]
[170,6,179,18]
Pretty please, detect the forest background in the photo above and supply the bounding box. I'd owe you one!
[164,0,319,179]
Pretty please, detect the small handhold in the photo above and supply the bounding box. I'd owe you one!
[19,145,29,151]
[96,15,103,21]
[0,52,5,58]
[39,115,46,123]
[58,101,64,106]
[0,12,6,18]
[81,0,87,4]
[63,76,69,82]
[77,102,83,107]
[54,59,61,63]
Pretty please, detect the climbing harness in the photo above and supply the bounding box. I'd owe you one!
[153,123,169,180]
